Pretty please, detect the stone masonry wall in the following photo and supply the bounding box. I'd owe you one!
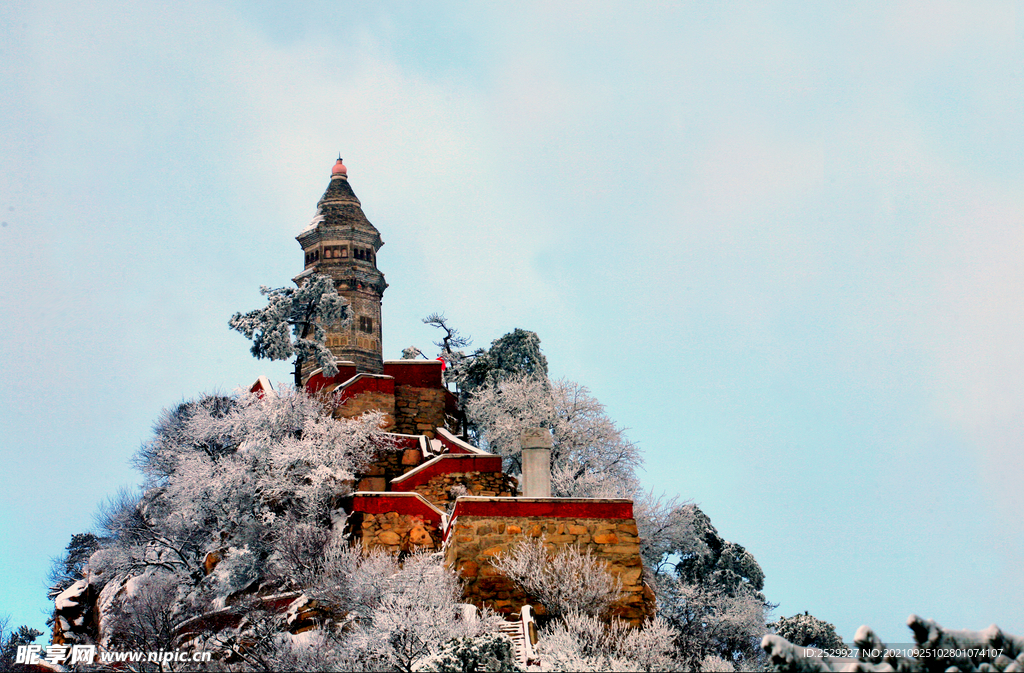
[354,446,423,492]
[394,386,447,437]
[412,472,518,510]
[351,511,441,554]
[333,391,396,430]
[445,515,655,625]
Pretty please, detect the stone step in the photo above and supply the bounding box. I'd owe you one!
[498,621,528,668]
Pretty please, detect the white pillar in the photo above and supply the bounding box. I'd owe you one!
[520,428,552,498]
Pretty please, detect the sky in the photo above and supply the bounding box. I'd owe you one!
[1,0,1022,646]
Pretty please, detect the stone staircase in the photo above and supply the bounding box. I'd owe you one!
[497,619,528,668]
[497,605,538,669]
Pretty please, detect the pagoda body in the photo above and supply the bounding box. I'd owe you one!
[295,159,387,375]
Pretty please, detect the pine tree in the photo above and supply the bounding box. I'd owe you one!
[0,619,43,672]
[229,273,348,386]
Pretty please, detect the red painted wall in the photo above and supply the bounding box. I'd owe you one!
[350,493,443,526]
[388,434,422,449]
[383,361,444,388]
[305,364,359,394]
[391,455,503,491]
[436,431,477,454]
[449,499,633,521]
[336,375,395,403]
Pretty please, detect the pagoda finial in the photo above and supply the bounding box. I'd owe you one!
[332,156,348,177]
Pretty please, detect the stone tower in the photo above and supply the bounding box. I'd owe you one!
[295,158,387,375]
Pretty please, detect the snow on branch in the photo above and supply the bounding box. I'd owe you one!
[229,274,349,384]
[489,537,622,618]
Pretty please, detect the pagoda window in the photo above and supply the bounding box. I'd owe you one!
[359,316,373,333]
[340,247,348,258]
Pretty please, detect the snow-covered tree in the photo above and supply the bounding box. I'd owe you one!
[537,611,685,672]
[133,389,385,530]
[339,552,507,672]
[489,538,623,618]
[104,571,184,669]
[65,388,393,657]
[89,390,385,591]
[456,328,548,398]
[656,577,768,671]
[413,632,521,673]
[402,346,426,360]
[414,319,547,402]
[48,532,101,598]
[762,616,1024,672]
[422,313,472,369]
[633,492,699,576]
[229,273,348,386]
[467,375,641,496]
[486,539,686,671]
[635,496,771,671]
[770,612,844,651]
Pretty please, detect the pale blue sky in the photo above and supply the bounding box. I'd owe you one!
[2,0,1022,644]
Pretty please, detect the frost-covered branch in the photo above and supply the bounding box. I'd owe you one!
[762,616,1024,672]
[229,274,349,386]
[489,537,622,618]
[468,376,641,496]
[538,611,685,672]
[633,492,698,577]
[424,312,472,354]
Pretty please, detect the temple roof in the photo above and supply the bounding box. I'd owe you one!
[306,159,381,238]
[319,164,361,207]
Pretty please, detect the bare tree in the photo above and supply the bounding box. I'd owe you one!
[468,376,641,493]
[538,611,684,672]
[489,538,622,618]
[106,572,186,672]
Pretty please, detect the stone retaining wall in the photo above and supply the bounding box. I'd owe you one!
[412,472,518,510]
[334,390,396,430]
[394,386,448,437]
[444,515,655,625]
[352,511,441,554]
[354,446,423,491]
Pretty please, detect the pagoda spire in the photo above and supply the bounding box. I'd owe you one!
[295,158,388,376]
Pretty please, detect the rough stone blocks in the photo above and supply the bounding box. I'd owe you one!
[445,515,655,625]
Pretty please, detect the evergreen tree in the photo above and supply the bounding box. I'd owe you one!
[48,532,100,598]
[637,496,772,671]
[0,618,43,672]
[457,328,548,398]
[229,273,348,386]
[770,612,845,651]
